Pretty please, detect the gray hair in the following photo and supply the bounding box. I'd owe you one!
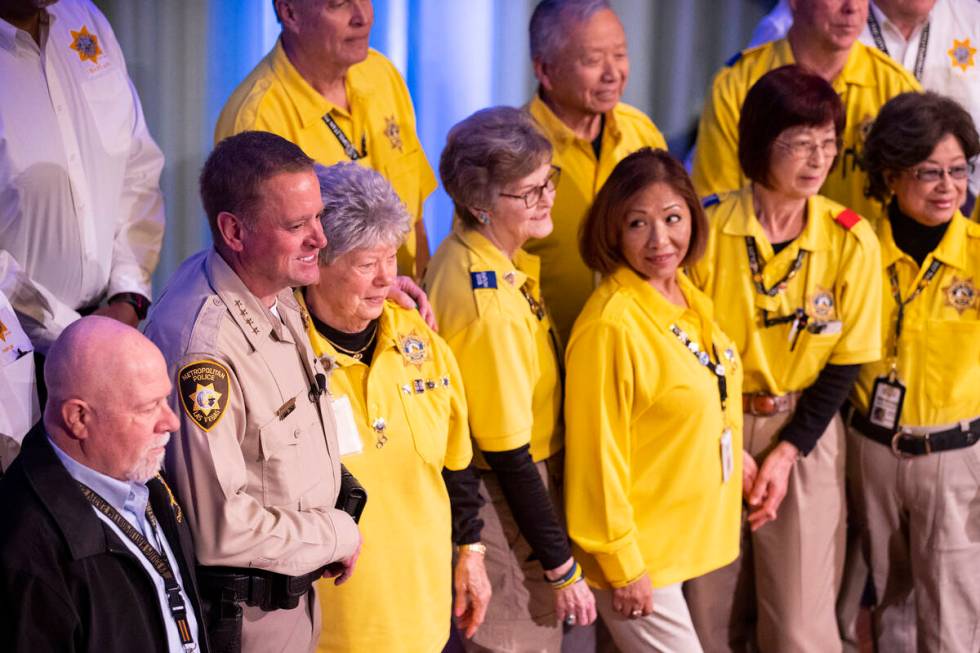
[529,0,612,63]
[439,106,553,229]
[314,162,411,265]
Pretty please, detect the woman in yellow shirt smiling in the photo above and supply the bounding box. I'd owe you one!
[564,148,744,652]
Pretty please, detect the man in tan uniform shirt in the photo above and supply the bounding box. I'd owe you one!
[144,131,360,653]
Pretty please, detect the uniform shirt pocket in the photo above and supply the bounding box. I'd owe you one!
[258,397,321,507]
[925,319,980,410]
[80,70,133,155]
[397,378,451,467]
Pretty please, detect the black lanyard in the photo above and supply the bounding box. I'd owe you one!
[669,323,728,412]
[77,482,196,651]
[887,258,942,359]
[867,12,930,81]
[520,280,566,392]
[322,113,366,161]
[744,236,806,297]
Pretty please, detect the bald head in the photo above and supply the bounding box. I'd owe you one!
[45,317,179,482]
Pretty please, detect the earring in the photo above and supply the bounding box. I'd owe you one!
[476,210,491,225]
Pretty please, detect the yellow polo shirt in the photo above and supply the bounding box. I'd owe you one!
[217,42,436,276]
[853,213,980,426]
[689,188,883,395]
[564,267,743,589]
[525,94,667,343]
[423,224,563,464]
[690,39,920,225]
[295,295,471,653]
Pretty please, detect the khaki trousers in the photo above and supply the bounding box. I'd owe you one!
[686,410,847,653]
[463,457,564,653]
[847,426,980,652]
[241,588,317,653]
[595,583,703,653]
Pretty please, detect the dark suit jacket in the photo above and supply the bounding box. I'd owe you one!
[0,423,209,652]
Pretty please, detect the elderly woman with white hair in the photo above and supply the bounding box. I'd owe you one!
[424,106,596,653]
[298,162,490,653]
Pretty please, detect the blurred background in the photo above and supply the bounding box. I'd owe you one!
[93,0,778,289]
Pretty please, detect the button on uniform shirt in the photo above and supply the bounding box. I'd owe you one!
[690,39,920,225]
[525,95,667,342]
[0,0,165,353]
[564,267,744,589]
[215,43,435,276]
[295,296,471,653]
[48,439,200,653]
[689,189,883,397]
[424,224,563,464]
[853,212,980,426]
[859,0,980,199]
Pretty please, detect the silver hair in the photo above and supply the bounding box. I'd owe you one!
[529,0,613,63]
[314,162,411,265]
[439,106,553,229]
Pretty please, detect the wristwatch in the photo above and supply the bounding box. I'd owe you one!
[455,542,487,555]
[109,292,151,321]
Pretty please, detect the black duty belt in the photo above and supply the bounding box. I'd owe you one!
[848,406,980,457]
[197,564,327,612]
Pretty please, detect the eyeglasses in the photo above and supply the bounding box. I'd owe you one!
[773,137,839,160]
[499,166,561,209]
[908,163,975,182]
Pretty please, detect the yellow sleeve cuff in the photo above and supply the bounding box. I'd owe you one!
[593,538,646,589]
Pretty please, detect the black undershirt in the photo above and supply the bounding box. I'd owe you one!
[771,239,792,254]
[888,198,949,267]
[309,311,380,363]
[481,445,572,571]
[590,114,605,159]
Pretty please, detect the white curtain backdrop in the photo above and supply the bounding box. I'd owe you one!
[93,0,776,291]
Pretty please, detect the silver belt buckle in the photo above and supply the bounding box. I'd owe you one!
[891,430,931,458]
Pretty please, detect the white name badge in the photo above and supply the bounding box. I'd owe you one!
[720,427,734,483]
[331,396,363,456]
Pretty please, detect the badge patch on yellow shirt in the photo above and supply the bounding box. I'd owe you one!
[948,38,976,72]
[398,330,431,368]
[807,287,836,320]
[69,26,103,64]
[178,360,231,432]
[384,116,403,152]
[943,276,977,314]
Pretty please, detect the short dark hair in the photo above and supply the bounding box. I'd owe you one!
[863,91,980,202]
[580,148,708,276]
[199,131,314,240]
[738,65,845,187]
[439,106,553,229]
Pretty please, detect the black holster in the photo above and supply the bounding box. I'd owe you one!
[202,584,243,653]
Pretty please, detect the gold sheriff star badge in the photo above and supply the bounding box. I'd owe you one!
[948,38,976,72]
[69,25,103,64]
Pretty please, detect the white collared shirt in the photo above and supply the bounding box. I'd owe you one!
[858,0,979,195]
[0,0,165,353]
[49,438,200,653]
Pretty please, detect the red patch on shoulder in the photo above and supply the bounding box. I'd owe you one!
[834,209,860,230]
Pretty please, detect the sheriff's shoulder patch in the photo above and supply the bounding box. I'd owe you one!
[178,359,230,432]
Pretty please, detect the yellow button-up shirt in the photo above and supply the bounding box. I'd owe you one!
[424,225,563,463]
[690,188,883,395]
[525,94,667,342]
[216,43,436,275]
[853,212,980,426]
[691,39,920,225]
[296,295,471,653]
[564,267,743,590]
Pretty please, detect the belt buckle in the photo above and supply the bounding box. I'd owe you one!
[749,394,775,417]
[890,430,930,458]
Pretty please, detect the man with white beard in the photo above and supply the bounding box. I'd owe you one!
[0,316,208,653]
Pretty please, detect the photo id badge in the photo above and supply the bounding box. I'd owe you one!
[869,376,906,431]
[720,428,734,483]
[331,395,363,456]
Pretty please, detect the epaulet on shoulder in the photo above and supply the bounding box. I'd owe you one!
[701,193,721,209]
[833,208,861,230]
[470,271,497,290]
[965,219,980,238]
[724,50,743,68]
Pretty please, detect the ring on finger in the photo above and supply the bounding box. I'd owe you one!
[564,614,576,626]
[630,609,642,618]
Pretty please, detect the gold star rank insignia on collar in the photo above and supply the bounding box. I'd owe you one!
[384,116,403,152]
[948,38,976,72]
[943,276,977,314]
[398,330,430,368]
[178,360,231,432]
[69,25,103,63]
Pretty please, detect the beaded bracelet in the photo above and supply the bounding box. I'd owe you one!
[550,561,583,590]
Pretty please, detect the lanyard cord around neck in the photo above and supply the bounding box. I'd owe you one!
[867,11,930,80]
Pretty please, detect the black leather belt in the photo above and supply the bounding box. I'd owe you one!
[197,564,326,612]
[848,406,980,457]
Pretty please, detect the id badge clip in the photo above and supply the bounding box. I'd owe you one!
[869,370,906,432]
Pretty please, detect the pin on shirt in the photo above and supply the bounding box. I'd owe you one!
[372,417,388,448]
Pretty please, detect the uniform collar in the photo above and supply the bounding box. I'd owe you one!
[269,37,371,129]
[526,92,622,148]
[205,248,294,350]
[0,8,52,52]
[777,35,874,89]
[452,222,542,289]
[720,187,833,253]
[878,210,972,270]
[869,1,933,45]
[609,265,714,333]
